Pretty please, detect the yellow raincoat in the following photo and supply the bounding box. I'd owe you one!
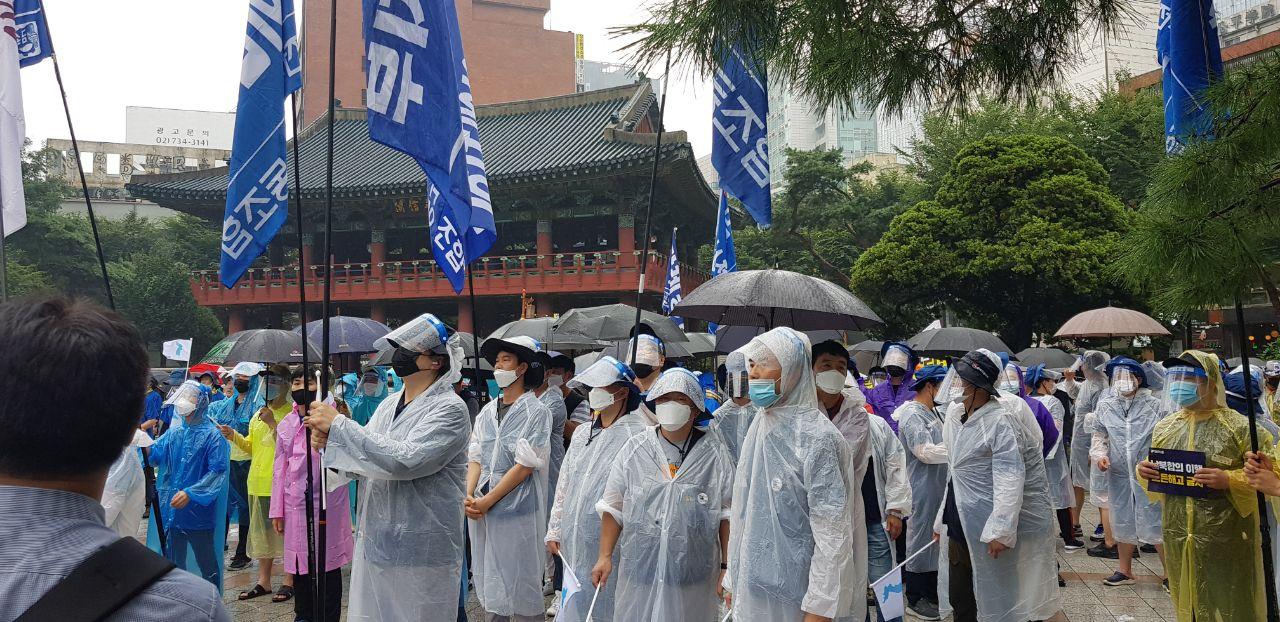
[1140,350,1275,622]
[229,400,291,559]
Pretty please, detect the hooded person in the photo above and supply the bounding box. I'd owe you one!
[1071,351,1112,494]
[346,366,390,426]
[547,353,590,439]
[723,327,860,622]
[306,313,472,622]
[995,354,1059,458]
[707,350,756,464]
[102,428,155,538]
[894,364,950,620]
[1090,357,1166,587]
[625,333,666,425]
[866,341,918,432]
[1137,350,1275,621]
[547,356,648,622]
[1025,365,1080,549]
[533,351,569,511]
[591,367,735,621]
[141,376,167,437]
[466,334,553,622]
[208,360,265,570]
[937,350,1060,622]
[147,380,230,590]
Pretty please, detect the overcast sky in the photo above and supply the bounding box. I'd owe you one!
[19,1,713,156]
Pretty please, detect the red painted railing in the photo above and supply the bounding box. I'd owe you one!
[191,250,709,306]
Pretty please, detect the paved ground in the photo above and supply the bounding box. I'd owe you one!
[172,501,1173,621]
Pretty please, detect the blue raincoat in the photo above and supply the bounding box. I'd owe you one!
[346,369,391,426]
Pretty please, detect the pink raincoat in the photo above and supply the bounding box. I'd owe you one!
[271,407,354,574]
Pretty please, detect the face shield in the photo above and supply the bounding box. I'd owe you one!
[1081,350,1111,382]
[997,364,1023,396]
[725,350,749,399]
[625,334,665,377]
[870,370,889,387]
[165,380,211,421]
[375,313,451,355]
[1111,368,1142,397]
[882,344,912,376]
[1164,365,1208,411]
[567,356,637,391]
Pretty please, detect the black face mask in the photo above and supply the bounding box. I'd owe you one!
[886,366,907,378]
[391,347,422,378]
[233,379,251,393]
[1268,377,1280,390]
[632,364,656,378]
[291,389,315,405]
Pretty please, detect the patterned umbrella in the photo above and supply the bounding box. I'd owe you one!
[673,269,882,330]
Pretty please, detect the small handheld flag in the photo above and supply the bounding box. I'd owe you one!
[162,339,194,362]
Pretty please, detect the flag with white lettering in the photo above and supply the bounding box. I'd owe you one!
[1157,0,1223,153]
[661,227,683,329]
[362,0,496,293]
[220,0,301,288]
[711,46,771,228]
[707,191,737,333]
[13,0,52,67]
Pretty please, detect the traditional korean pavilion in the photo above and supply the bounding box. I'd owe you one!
[127,81,715,334]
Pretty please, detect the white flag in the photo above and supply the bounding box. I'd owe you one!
[162,339,193,362]
[554,553,583,622]
[870,562,905,621]
[0,5,28,237]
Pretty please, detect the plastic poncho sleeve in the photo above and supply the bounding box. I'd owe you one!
[185,437,230,507]
[595,436,638,525]
[1040,397,1066,459]
[981,421,1026,547]
[546,424,587,543]
[901,409,948,464]
[1090,426,1109,465]
[883,431,912,517]
[800,431,856,617]
[324,399,470,481]
[467,425,482,463]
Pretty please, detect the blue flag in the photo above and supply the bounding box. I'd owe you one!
[1157,0,1224,153]
[362,0,496,294]
[662,227,684,330]
[220,0,301,289]
[711,46,771,228]
[708,191,737,333]
[13,0,52,67]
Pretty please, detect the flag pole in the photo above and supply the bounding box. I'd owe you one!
[628,39,674,367]
[467,266,485,405]
[314,0,339,611]
[0,181,8,302]
[49,51,114,309]
[1236,298,1278,620]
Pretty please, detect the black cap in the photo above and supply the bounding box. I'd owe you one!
[955,351,1001,396]
[1162,353,1205,371]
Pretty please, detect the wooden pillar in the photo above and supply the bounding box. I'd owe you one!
[618,211,635,268]
[370,301,386,324]
[227,308,246,335]
[536,219,552,268]
[370,229,386,278]
[457,296,474,335]
[301,233,315,277]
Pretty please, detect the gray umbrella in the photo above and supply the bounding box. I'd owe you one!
[849,339,884,353]
[908,327,1011,357]
[487,317,606,351]
[202,329,321,365]
[368,332,480,367]
[1227,357,1266,370]
[552,304,689,343]
[673,269,882,330]
[600,331,718,361]
[1016,347,1078,369]
[714,325,844,354]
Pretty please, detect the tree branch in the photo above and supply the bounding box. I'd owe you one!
[789,230,853,287]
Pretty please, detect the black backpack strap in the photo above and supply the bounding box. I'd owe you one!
[16,537,176,622]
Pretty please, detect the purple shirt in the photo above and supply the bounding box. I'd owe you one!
[1024,395,1060,457]
[866,380,916,432]
[271,407,354,574]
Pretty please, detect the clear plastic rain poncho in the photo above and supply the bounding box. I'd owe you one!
[1071,350,1111,488]
[538,378,568,510]
[323,322,472,622]
[146,380,229,591]
[1091,359,1164,545]
[469,386,552,618]
[867,413,912,526]
[103,429,154,538]
[1142,350,1274,622]
[821,383,873,589]
[894,397,949,573]
[724,327,860,622]
[595,368,735,621]
[707,350,756,464]
[551,356,649,622]
[1025,365,1073,510]
[942,373,1059,622]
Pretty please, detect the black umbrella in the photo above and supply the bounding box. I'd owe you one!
[487,317,607,351]
[1016,347,1077,369]
[294,315,391,354]
[908,327,1010,357]
[553,304,689,343]
[673,269,882,330]
[715,325,845,354]
[849,339,884,353]
[202,329,321,365]
[600,332,718,361]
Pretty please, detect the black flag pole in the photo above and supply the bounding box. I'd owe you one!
[1236,299,1279,621]
[467,268,485,404]
[628,51,674,367]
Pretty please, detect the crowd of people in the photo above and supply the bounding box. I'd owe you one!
[6,294,1280,622]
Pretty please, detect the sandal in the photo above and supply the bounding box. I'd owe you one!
[238,584,271,601]
[272,585,294,603]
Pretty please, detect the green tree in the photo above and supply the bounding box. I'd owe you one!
[109,253,225,356]
[1114,55,1280,319]
[620,0,1128,115]
[852,134,1134,349]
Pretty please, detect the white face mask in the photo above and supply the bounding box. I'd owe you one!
[362,382,381,396]
[174,398,197,416]
[493,369,519,389]
[655,401,692,431]
[949,384,968,405]
[589,387,618,411]
[1114,378,1137,395]
[815,370,846,395]
[997,380,1019,394]
[546,374,564,388]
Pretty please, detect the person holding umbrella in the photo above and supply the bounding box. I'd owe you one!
[547,353,589,440]
[467,335,553,622]
[305,313,471,622]
[894,365,950,621]
[867,342,918,432]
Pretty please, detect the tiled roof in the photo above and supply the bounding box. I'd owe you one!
[126,82,698,202]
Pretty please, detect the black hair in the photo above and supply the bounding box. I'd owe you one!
[0,296,149,478]
[715,364,728,392]
[811,340,850,365]
[290,364,326,382]
[548,354,575,375]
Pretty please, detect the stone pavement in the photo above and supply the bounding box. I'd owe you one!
[188,500,1174,621]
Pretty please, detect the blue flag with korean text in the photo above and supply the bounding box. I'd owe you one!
[13,0,53,67]
[1157,0,1223,153]
[707,191,737,333]
[220,0,301,289]
[362,0,496,294]
[711,46,771,228]
[662,228,684,329]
